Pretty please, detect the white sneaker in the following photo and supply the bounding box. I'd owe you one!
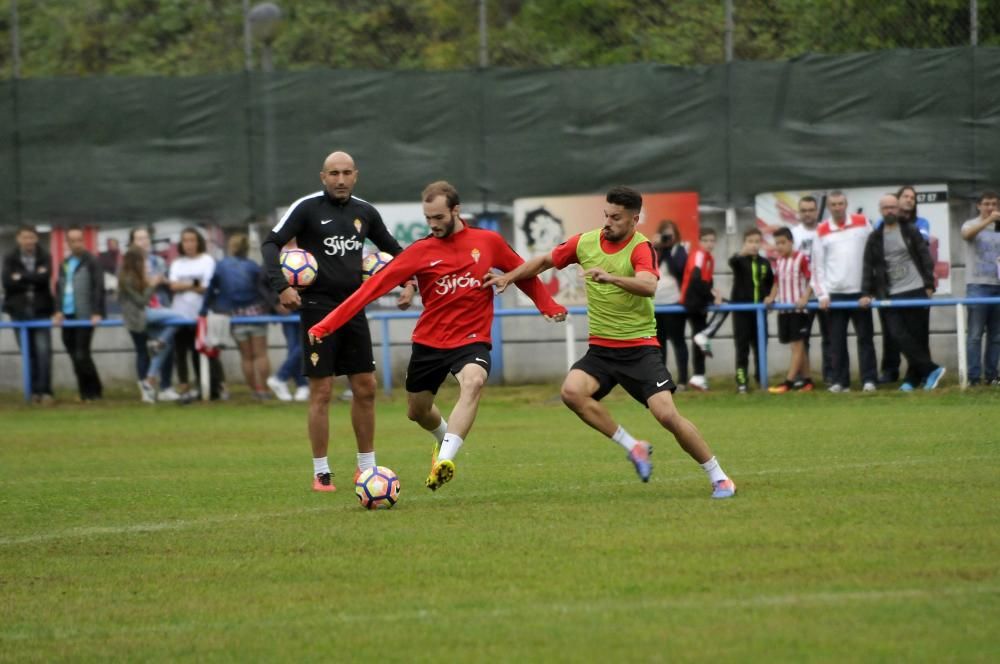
[862,382,876,393]
[828,384,850,393]
[267,375,293,402]
[158,387,180,402]
[293,385,310,402]
[138,380,156,404]
[688,375,709,391]
[339,388,354,402]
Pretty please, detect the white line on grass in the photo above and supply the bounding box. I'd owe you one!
[1,453,996,547]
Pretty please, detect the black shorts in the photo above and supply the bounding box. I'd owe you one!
[299,307,375,378]
[405,342,492,394]
[778,312,811,344]
[571,345,676,407]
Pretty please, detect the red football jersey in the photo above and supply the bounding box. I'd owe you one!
[309,225,566,349]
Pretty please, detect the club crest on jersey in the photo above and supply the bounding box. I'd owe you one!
[434,271,483,296]
[324,234,362,256]
[471,248,481,263]
[353,218,362,233]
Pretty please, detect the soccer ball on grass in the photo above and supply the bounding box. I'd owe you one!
[355,466,400,509]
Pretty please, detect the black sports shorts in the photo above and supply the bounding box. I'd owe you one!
[778,312,811,344]
[405,342,492,394]
[571,344,676,407]
[300,307,375,378]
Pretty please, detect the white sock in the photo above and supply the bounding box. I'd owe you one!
[611,425,638,452]
[313,457,330,476]
[438,433,464,462]
[431,418,448,444]
[357,451,376,472]
[701,456,728,484]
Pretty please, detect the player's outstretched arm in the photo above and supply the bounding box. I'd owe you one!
[308,252,416,344]
[482,253,554,294]
[583,268,657,297]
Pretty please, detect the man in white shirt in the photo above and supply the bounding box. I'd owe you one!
[961,190,1000,385]
[811,191,877,392]
[792,195,831,384]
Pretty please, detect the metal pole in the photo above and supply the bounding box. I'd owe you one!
[565,315,576,374]
[756,305,768,389]
[242,0,253,71]
[724,0,734,63]
[478,0,488,68]
[380,317,392,396]
[956,303,968,388]
[19,324,32,403]
[970,0,978,46]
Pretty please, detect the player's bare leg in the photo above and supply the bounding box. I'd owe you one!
[560,368,653,481]
[347,372,377,480]
[407,390,444,432]
[646,390,712,463]
[423,364,487,491]
[445,364,487,439]
[347,372,376,454]
[647,390,736,498]
[308,376,335,491]
[560,369,618,437]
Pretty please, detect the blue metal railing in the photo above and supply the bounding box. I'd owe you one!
[3,296,1000,402]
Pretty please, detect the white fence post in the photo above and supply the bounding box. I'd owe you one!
[956,303,968,389]
[565,315,576,374]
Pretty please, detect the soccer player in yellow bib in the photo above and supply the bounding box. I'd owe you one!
[484,186,736,498]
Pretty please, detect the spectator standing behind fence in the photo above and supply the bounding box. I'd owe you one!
[765,227,814,393]
[128,226,178,401]
[2,225,55,404]
[873,186,932,384]
[859,194,944,392]
[792,195,832,385]
[680,228,725,391]
[652,220,689,389]
[52,227,105,402]
[168,227,216,401]
[118,247,184,403]
[728,228,773,393]
[204,233,272,400]
[811,191,877,393]
[961,190,1000,386]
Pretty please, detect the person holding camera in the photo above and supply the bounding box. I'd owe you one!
[961,190,1000,385]
[168,227,216,400]
[653,220,689,388]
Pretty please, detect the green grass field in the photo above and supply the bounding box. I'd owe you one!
[1,384,998,662]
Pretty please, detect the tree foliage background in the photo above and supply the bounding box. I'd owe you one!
[0,0,997,77]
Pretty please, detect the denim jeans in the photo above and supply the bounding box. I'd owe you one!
[145,308,184,382]
[13,326,53,396]
[966,283,1000,383]
[276,321,307,387]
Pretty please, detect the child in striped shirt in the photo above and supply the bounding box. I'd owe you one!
[764,227,814,393]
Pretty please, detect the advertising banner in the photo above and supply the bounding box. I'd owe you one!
[513,192,699,305]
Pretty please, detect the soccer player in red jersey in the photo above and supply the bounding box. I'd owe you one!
[484,186,736,498]
[309,181,567,491]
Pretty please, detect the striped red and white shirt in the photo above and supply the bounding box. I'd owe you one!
[774,250,811,305]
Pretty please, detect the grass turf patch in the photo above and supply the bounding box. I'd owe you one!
[1,385,998,661]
